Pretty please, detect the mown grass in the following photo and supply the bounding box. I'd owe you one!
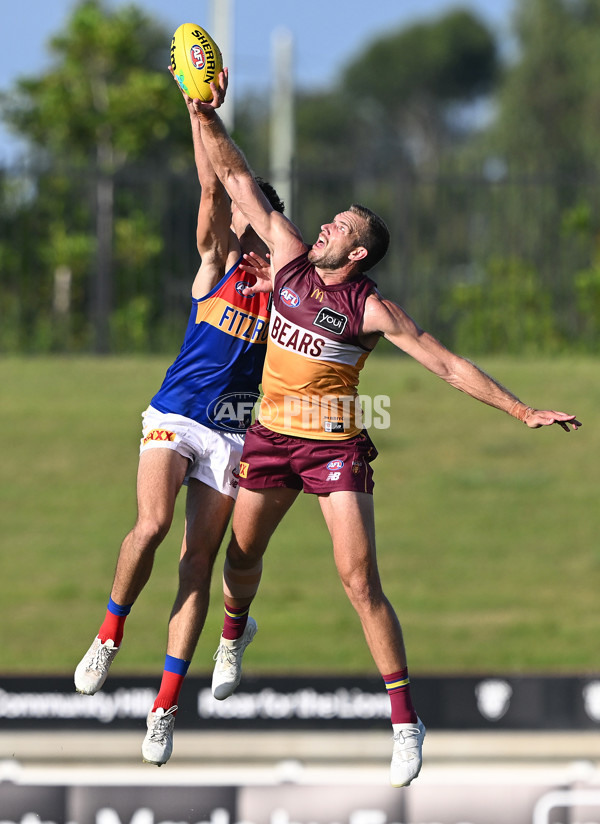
[0,353,596,676]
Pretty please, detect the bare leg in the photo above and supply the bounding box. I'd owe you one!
[210,485,300,700]
[166,479,234,660]
[318,490,408,675]
[110,449,189,605]
[75,448,189,696]
[223,485,300,607]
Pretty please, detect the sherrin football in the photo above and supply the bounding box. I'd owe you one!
[170,23,223,102]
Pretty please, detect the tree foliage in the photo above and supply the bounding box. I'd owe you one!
[342,10,497,106]
[339,10,498,170]
[490,0,589,175]
[0,0,198,352]
[3,0,188,166]
[2,1,600,354]
[292,10,500,317]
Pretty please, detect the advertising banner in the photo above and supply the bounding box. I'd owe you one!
[0,674,600,730]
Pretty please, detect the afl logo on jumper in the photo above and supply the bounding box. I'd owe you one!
[313,307,348,335]
[235,280,253,298]
[279,287,301,308]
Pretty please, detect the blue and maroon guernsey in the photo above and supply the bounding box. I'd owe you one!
[258,251,377,440]
[150,258,270,432]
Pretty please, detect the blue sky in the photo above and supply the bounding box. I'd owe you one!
[0,0,516,162]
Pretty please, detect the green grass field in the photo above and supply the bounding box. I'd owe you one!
[0,353,597,677]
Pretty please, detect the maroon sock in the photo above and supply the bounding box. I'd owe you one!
[383,668,418,724]
[222,602,249,640]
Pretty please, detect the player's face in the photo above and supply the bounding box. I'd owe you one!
[308,211,365,269]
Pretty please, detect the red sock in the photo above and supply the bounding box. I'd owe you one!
[98,609,127,646]
[152,655,190,712]
[222,602,249,640]
[383,668,418,724]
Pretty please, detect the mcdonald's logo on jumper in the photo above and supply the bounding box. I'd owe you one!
[311,288,324,302]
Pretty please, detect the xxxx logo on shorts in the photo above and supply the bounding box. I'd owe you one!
[143,429,176,445]
[238,461,249,479]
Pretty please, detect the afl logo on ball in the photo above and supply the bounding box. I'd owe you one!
[190,44,206,70]
[279,287,301,308]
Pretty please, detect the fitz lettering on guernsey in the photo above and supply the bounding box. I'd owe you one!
[217,305,269,342]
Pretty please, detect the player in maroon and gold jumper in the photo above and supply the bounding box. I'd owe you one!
[196,69,581,787]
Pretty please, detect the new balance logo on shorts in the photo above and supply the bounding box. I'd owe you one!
[326,459,344,482]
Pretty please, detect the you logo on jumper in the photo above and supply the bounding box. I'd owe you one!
[313,307,348,335]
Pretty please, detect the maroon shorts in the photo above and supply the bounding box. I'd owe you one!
[238,423,378,495]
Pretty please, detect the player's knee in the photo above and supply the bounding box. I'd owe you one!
[226,537,263,569]
[178,551,215,590]
[134,514,171,548]
[341,569,383,610]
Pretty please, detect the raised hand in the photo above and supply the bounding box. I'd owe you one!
[168,65,228,114]
[238,252,273,295]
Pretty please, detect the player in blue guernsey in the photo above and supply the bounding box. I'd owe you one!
[74,70,284,766]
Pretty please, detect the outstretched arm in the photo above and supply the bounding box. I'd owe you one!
[169,66,234,298]
[189,72,306,278]
[362,294,581,432]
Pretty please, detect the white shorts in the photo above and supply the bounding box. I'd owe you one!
[139,406,244,499]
